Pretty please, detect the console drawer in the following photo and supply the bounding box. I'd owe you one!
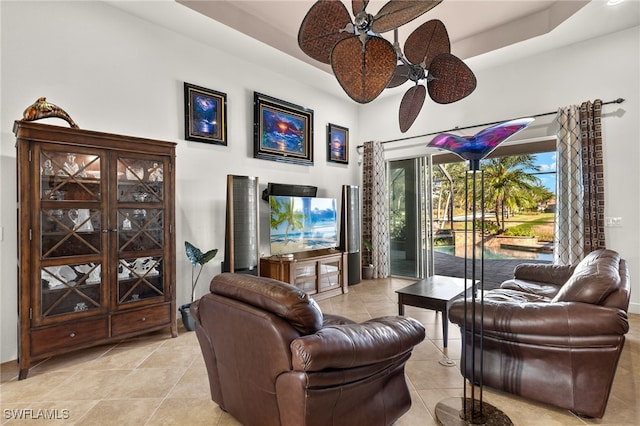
[31,317,109,357]
[111,304,170,337]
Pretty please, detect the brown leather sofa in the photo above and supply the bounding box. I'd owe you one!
[449,249,630,418]
[191,273,426,426]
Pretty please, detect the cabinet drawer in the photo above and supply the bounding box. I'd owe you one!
[31,317,108,357]
[111,304,170,336]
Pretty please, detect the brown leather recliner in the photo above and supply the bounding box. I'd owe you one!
[191,273,426,426]
[449,249,630,418]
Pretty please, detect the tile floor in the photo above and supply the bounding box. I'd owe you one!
[1,277,638,425]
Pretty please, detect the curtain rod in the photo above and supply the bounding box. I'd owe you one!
[357,97,625,148]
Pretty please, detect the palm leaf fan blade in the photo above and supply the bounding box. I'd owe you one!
[404,19,450,66]
[352,0,369,15]
[372,0,443,34]
[331,36,396,103]
[399,84,426,133]
[298,0,352,64]
[387,64,411,88]
[427,53,477,104]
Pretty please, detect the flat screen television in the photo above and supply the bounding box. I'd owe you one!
[269,196,338,255]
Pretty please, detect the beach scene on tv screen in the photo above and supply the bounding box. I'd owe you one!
[269,196,338,255]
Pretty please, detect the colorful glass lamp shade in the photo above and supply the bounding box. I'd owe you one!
[427,117,535,166]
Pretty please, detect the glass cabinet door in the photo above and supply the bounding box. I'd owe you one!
[318,258,341,291]
[115,156,168,306]
[36,148,106,324]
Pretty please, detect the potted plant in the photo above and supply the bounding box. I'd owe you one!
[180,241,218,331]
[362,239,374,280]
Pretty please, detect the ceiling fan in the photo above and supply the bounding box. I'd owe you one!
[298,0,442,104]
[298,0,476,132]
[389,19,477,132]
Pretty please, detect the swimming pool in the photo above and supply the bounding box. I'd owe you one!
[434,245,553,262]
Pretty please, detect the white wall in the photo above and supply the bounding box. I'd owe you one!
[360,26,640,314]
[0,1,359,362]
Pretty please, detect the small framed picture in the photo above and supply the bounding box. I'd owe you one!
[327,123,349,164]
[184,82,227,145]
[253,92,313,166]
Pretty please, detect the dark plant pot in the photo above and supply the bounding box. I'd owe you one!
[362,265,374,280]
[179,303,195,331]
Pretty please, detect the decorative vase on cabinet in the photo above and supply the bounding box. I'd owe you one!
[14,121,177,379]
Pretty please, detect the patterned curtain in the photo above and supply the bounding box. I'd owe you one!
[554,100,605,265]
[555,105,584,265]
[580,100,606,253]
[362,141,389,278]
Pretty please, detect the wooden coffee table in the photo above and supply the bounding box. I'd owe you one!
[396,275,475,347]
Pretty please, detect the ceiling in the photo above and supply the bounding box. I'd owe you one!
[107,0,639,101]
[177,0,588,74]
[176,0,621,72]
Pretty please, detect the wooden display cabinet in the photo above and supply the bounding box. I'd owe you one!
[14,121,177,379]
[259,249,348,300]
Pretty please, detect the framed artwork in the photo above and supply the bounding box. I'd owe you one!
[253,92,313,165]
[327,123,349,164]
[184,82,227,145]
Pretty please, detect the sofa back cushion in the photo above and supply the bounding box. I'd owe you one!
[552,249,621,305]
[210,272,323,334]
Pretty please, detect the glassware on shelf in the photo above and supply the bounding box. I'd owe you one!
[41,159,55,176]
[45,190,66,200]
[147,162,163,182]
[68,209,94,232]
[132,191,149,202]
[125,166,144,181]
[41,265,77,289]
[58,152,87,177]
[133,209,147,223]
[122,213,132,231]
[74,302,88,312]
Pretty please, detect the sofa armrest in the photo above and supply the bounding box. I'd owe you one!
[449,298,629,338]
[514,263,575,286]
[322,313,356,326]
[290,316,425,371]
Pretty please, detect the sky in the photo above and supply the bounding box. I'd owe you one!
[532,152,557,192]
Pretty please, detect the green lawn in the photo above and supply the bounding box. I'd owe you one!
[447,212,555,241]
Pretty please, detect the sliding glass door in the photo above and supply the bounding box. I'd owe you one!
[388,157,433,278]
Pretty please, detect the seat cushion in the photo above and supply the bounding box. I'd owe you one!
[501,279,562,298]
[552,249,621,304]
[210,272,323,334]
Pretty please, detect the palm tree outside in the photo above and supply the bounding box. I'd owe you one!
[432,154,555,237]
[483,155,541,232]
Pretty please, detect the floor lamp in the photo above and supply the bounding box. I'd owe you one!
[428,117,534,425]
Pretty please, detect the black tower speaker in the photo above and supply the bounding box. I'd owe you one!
[223,175,259,275]
[340,185,361,285]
